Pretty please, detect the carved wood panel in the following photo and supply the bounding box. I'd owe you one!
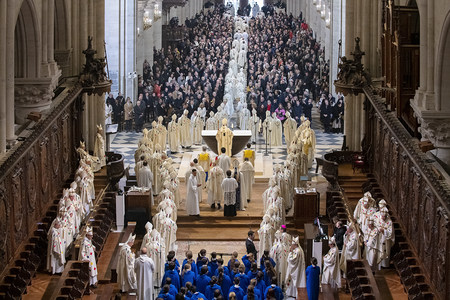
[409,167,421,249]
[0,88,83,275]
[435,207,449,296]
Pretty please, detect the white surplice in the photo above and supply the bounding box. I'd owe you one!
[285,245,306,298]
[186,174,200,216]
[322,246,342,288]
[239,161,254,210]
[79,237,98,285]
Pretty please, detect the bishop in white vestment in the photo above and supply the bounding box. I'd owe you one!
[79,227,98,286]
[47,220,65,274]
[239,158,254,210]
[118,233,137,292]
[321,237,342,288]
[285,236,306,298]
[186,169,201,216]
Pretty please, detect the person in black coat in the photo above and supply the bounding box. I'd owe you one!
[246,231,257,259]
[302,98,313,123]
[320,99,332,133]
[293,99,303,124]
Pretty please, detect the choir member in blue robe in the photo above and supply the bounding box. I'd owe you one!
[262,261,277,287]
[214,258,231,277]
[162,262,181,291]
[165,277,179,296]
[229,277,245,300]
[246,263,258,281]
[259,251,276,272]
[255,272,266,299]
[182,264,196,287]
[182,251,198,278]
[196,265,212,294]
[243,285,258,300]
[234,264,249,294]
[305,257,320,300]
[165,251,181,272]
[208,252,219,275]
[217,266,232,299]
[205,276,223,300]
[158,285,176,300]
[264,279,283,300]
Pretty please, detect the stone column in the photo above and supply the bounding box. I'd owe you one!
[42,0,48,66]
[47,0,55,63]
[416,0,427,106]
[71,0,80,74]
[425,0,434,108]
[0,0,6,153]
[5,0,15,145]
[344,95,353,150]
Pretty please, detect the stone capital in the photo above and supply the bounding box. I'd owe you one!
[415,112,450,148]
[14,78,58,124]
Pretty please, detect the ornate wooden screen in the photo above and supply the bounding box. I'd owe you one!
[364,86,450,300]
[0,84,83,276]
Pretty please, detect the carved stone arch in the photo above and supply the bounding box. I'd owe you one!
[435,10,450,111]
[14,0,40,78]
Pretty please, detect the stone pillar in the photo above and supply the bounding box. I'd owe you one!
[5,0,15,145]
[42,0,48,66]
[0,0,6,153]
[425,0,434,108]
[71,0,80,75]
[344,96,353,150]
[48,0,55,63]
[417,114,450,166]
[416,0,427,103]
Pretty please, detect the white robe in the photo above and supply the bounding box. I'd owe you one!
[186,174,200,216]
[218,154,232,173]
[79,237,98,285]
[105,104,113,125]
[161,217,177,251]
[322,246,341,288]
[47,226,65,274]
[135,254,155,300]
[339,230,361,273]
[271,118,283,146]
[207,166,225,205]
[148,236,166,285]
[239,162,254,209]
[118,244,137,292]
[94,133,106,167]
[285,245,306,297]
[168,120,180,152]
[269,238,289,283]
[258,223,275,252]
[221,177,238,205]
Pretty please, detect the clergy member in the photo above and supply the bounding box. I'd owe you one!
[243,143,255,167]
[138,161,153,189]
[218,147,232,173]
[321,237,341,289]
[198,146,212,180]
[79,226,98,287]
[222,170,238,217]
[216,119,234,157]
[239,158,255,210]
[118,233,137,293]
[207,162,225,209]
[339,224,361,274]
[47,220,65,274]
[135,247,155,300]
[285,236,306,298]
[94,125,106,167]
[186,169,201,216]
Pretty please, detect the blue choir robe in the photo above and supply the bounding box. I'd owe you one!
[196,274,212,294]
[182,270,196,287]
[263,270,273,287]
[182,259,198,277]
[227,258,241,269]
[196,256,208,269]
[165,259,181,272]
[190,292,207,300]
[219,274,232,299]
[229,285,245,300]
[264,285,283,300]
[158,292,176,300]
[234,273,249,294]
[305,265,320,300]
[253,286,262,300]
[209,260,219,275]
[214,266,231,278]
[246,270,258,281]
[169,284,178,296]
[255,281,266,298]
[241,255,252,273]
[162,269,181,291]
[205,283,223,300]
[259,257,276,271]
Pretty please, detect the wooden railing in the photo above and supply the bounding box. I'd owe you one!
[363,85,450,300]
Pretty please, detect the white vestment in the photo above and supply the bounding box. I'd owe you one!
[239,162,254,209]
[322,246,342,288]
[258,223,275,252]
[79,237,98,285]
[168,120,180,152]
[47,226,65,274]
[118,244,137,292]
[285,246,306,297]
[221,177,238,205]
[148,234,166,285]
[105,104,113,125]
[218,154,232,173]
[339,230,361,273]
[271,118,283,146]
[207,166,224,205]
[186,174,200,215]
[135,254,155,300]
[94,133,106,167]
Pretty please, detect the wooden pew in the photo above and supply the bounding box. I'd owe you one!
[109,223,137,283]
[346,259,382,300]
[49,261,90,299]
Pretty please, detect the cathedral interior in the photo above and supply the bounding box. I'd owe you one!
[0,0,449,299]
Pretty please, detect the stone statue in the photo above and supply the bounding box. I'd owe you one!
[80,36,109,87]
[216,119,234,157]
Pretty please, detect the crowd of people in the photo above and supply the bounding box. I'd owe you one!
[246,11,329,128]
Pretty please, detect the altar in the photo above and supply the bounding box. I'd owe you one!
[202,130,252,155]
